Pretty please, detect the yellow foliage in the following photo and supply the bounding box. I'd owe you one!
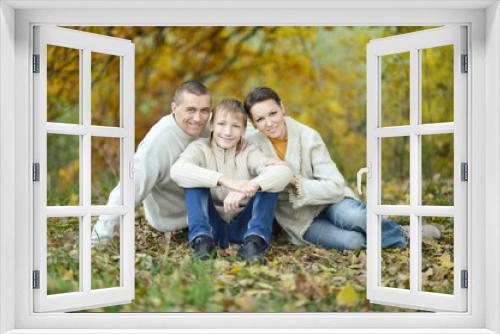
[336,285,359,307]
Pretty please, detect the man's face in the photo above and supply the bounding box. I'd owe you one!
[249,99,287,140]
[171,92,211,137]
[210,111,246,149]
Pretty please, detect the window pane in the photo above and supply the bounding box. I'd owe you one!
[47,134,80,206]
[47,217,80,294]
[91,137,121,205]
[91,216,121,289]
[421,45,454,124]
[47,45,80,124]
[381,137,410,205]
[421,217,454,294]
[422,134,454,206]
[91,52,121,127]
[381,52,410,127]
[381,216,409,289]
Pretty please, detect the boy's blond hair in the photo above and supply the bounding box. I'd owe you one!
[211,99,247,126]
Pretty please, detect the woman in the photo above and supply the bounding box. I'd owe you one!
[243,87,411,250]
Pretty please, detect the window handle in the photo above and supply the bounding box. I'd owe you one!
[356,163,371,195]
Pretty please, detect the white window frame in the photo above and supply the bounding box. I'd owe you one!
[0,1,499,333]
[32,26,136,312]
[366,26,468,312]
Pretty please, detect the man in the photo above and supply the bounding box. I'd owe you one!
[92,81,211,243]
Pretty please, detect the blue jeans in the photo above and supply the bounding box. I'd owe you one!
[184,188,279,249]
[303,197,406,250]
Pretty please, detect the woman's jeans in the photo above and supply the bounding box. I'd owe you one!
[303,197,406,250]
[184,188,278,249]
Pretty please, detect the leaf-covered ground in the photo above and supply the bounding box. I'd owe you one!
[67,207,454,313]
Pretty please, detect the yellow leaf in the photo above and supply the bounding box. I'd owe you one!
[63,269,74,281]
[226,265,241,275]
[336,285,359,308]
[440,253,454,269]
[281,274,296,290]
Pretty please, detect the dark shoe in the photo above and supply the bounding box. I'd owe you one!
[192,235,216,260]
[237,235,267,264]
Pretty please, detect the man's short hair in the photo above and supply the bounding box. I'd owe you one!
[212,98,247,126]
[173,80,210,105]
[243,87,282,116]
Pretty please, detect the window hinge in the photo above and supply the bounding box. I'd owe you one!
[33,55,40,73]
[129,161,135,179]
[461,270,468,289]
[461,54,468,73]
[33,163,40,182]
[461,162,468,182]
[32,270,40,289]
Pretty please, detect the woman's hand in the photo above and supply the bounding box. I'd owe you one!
[236,137,249,153]
[223,191,246,213]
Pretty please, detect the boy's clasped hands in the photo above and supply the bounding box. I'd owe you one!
[217,176,260,213]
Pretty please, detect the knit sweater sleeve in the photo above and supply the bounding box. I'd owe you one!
[290,131,346,209]
[170,140,224,188]
[246,145,292,192]
[97,128,175,223]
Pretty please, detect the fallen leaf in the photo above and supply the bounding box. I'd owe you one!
[336,285,359,308]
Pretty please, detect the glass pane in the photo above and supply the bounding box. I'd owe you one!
[381,137,410,205]
[421,45,454,124]
[381,52,410,127]
[91,137,121,205]
[47,45,80,124]
[421,217,454,294]
[47,217,80,294]
[381,215,409,289]
[422,134,454,206]
[47,134,80,206]
[91,52,121,127]
[91,216,120,289]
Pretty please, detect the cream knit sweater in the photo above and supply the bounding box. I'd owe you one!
[248,116,356,245]
[93,114,208,241]
[171,138,292,223]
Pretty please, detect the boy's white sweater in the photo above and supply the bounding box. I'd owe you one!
[93,114,207,241]
[171,138,292,223]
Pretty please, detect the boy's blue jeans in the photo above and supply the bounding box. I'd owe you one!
[303,197,407,250]
[184,188,279,249]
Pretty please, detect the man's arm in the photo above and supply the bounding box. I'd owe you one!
[92,134,172,243]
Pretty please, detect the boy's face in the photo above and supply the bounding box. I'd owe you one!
[210,110,246,149]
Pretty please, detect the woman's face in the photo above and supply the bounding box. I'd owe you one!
[249,99,287,140]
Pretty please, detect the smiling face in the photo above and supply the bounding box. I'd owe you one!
[210,110,246,149]
[248,99,287,140]
[171,92,211,137]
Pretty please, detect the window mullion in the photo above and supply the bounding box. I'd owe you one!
[80,48,92,294]
[409,48,422,293]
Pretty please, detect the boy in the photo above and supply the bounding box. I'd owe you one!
[171,99,292,263]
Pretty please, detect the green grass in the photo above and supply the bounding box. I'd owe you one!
[45,180,454,312]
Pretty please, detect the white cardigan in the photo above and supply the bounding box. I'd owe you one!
[171,138,292,223]
[96,114,208,237]
[248,116,356,245]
